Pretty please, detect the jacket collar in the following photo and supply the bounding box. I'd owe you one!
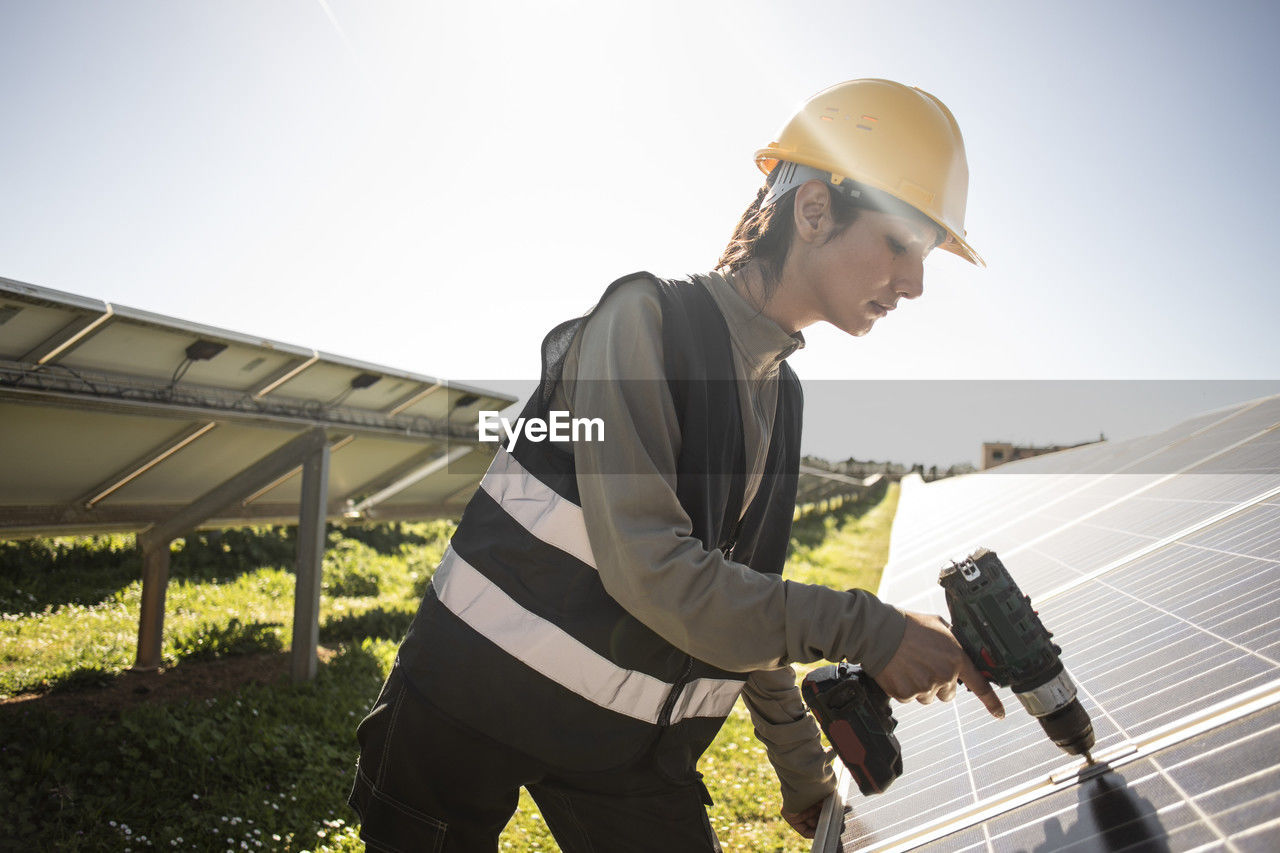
[697,270,804,380]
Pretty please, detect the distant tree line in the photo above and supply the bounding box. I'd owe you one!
[800,455,976,483]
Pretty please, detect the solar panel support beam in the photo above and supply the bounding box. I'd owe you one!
[142,428,329,546]
[336,443,446,510]
[20,308,114,365]
[131,427,331,673]
[291,442,330,682]
[346,446,473,517]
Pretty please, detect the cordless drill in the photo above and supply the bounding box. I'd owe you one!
[802,548,1096,795]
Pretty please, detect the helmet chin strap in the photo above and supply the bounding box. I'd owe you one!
[763,162,946,248]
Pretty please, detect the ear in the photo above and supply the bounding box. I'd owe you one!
[792,180,832,244]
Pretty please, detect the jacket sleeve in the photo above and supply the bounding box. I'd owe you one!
[562,280,906,674]
[742,666,837,812]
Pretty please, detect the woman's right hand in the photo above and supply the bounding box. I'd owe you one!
[872,610,1005,719]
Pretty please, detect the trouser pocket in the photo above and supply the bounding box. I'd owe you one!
[349,669,448,852]
[350,765,447,853]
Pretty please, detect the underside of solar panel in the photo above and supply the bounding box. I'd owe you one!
[817,394,1280,852]
[0,275,517,537]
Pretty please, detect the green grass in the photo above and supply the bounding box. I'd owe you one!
[0,485,898,851]
[0,525,449,698]
[787,480,898,592]
[2,638,392,851]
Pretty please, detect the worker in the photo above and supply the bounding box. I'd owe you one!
[348,78,1005,852]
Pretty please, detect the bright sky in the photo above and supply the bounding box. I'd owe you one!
[3,1,1278,465]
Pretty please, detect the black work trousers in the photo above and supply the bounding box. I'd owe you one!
[349,665,724,853]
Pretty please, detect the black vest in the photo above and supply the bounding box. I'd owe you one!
[398,273,803,777]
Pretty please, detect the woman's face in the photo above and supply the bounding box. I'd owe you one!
[797,206,935,337]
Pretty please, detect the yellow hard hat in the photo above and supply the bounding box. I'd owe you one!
[756,78,984,267]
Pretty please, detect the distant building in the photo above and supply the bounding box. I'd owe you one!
[982,435,1104,470]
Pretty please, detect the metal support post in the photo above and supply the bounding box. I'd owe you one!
[133,533,171,671]
[128,427,330,675]
[291,443,330,682]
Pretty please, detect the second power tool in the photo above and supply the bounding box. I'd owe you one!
[802,548,1096,795]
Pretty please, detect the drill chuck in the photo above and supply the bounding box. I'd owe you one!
[1011,665,1096,755]
[1012,666,1078,716]
[1037,697,1096,756]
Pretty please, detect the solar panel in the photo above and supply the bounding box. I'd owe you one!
[797,464,885,512]
[949,702,1280,852]
[816,394,1280,852]
[0,275,516,535]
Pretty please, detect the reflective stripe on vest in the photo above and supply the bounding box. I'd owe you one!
[479,447,596,568]
[436,449,744,724]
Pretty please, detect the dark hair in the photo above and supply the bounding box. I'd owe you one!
[717,175,865,302]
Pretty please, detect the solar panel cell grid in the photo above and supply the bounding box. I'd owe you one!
[892,469,1280,609]
[840,704,1280,852]
[1122,471,1277,506]
[1101,550,1280,661]
[984,761,1210,851]
[987,705,1280,852]
[824,395,1280,852]
[1194,435,1280,477]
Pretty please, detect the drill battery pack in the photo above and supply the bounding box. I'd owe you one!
[801,662,903,796]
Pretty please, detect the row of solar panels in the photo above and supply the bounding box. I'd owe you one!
[817,393,1280,852]
[0,276,517,537]
[797,464,885,511]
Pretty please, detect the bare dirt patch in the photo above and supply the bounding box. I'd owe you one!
[0,646,339,720]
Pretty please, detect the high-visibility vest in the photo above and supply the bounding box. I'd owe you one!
[397,273,802,776]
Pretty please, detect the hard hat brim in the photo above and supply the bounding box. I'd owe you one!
[943,233,985,268]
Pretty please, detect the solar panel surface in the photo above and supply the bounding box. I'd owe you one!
[819,394,1280,852]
